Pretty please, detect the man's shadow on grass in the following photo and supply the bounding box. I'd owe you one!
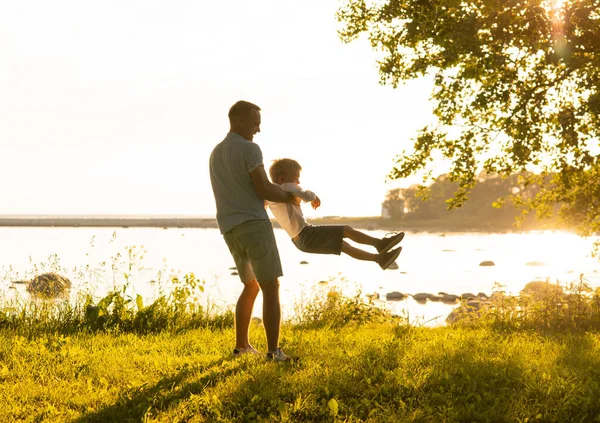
[74,356,241,423]
[74,333,600,422]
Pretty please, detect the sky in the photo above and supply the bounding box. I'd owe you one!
[0,0,435,218]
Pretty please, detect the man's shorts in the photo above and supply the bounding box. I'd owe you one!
[292,225,345,255]
[223,219,283,284]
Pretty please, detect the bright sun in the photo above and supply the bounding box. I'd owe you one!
[546,0,566,13]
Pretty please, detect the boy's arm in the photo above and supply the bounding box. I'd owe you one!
[249,166,297,203]
[280,183,317,202]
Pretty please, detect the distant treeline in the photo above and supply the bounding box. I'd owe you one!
[383,173,562,230]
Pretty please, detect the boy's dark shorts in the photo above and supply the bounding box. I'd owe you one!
[223,219,283,284]
[292,225,345,255]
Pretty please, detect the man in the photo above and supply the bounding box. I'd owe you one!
[209,100,297,361]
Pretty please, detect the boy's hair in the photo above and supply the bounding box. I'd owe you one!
[269,158,302,181]
[228,100,261,120]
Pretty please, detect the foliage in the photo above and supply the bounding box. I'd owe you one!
[449,275,600,331]
[293,286,400,328]
[0,273,233,337]
[338,0,600,236]
[387,171,566,229]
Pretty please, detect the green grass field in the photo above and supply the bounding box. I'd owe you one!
[2,274,600,422]
[1,323,600,422]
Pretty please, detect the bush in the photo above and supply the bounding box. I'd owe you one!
[294,287,402,329]
[448,276,600,331]
[1,273,234,337]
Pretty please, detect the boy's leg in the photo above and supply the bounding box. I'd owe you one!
[235,278,260,349]
[341,241,378,261]
[343,226,381,249]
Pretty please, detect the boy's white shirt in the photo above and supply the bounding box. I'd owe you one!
[267,183,317,238]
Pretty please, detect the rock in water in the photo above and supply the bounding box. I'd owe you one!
[412,293,432,302]
[477,292,490,300]
[386,291,406,301]
[447,300,485,324]
[441,294,459,303]
[521,281,563,300]
[27,273,72,298]
[387,261,399,270]
[479,261,495,267]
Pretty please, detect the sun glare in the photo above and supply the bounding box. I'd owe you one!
[544,0,568,56]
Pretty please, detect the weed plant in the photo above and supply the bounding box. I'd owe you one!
[0,239,234,337]
[450,275,600,332]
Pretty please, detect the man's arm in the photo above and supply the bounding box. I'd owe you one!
[250,165,296,203]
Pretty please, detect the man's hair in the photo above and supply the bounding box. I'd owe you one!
[269,158,302,181]
[228,100,261,120]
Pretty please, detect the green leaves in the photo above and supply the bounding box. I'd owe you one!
[328,398,339,416]
[339,0,600,234]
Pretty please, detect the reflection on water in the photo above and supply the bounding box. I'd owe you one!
[1,227,598,326]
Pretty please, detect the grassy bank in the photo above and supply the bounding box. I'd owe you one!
[1,281,600,422]
[1,322,600,422]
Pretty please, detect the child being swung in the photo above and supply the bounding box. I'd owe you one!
[267,159,403,270]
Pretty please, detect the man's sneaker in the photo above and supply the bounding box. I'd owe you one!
[233,346,260,357]
[377,232,405,254]
[266,348,295,362]
[377,246,402,270]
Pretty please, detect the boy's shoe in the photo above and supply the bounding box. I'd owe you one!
[377,246,402,270]
[233,346,260,357]
[377,232,405,254]
[266,348,295,362]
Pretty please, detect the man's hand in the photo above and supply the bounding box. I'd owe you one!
[311,196,321,210]
[293,196,302,206]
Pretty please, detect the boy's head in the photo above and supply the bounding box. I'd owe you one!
[269,158,302,184]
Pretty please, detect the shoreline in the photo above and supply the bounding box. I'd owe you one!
[0,215,565,233]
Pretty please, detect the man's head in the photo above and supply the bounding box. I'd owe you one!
[228,100,261,141]
[269,158,302,184]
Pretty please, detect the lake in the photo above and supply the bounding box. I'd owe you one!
[1,227,599,326]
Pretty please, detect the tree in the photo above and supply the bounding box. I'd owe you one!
[338,0,600,237]
[381,188,406,219]
[391,172,550,229]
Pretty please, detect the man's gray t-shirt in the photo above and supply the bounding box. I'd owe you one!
[209,132,269,234]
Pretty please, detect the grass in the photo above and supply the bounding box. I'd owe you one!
[1,282,600,422]
[1,322,600,422]
[2,242,600,421]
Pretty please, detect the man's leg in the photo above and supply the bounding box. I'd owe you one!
[260,279,281,352]
[235,278,260,349]
[343,226,381,249]
[341,241,377,261]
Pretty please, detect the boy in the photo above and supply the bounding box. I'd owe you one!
[267,158,404,270]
